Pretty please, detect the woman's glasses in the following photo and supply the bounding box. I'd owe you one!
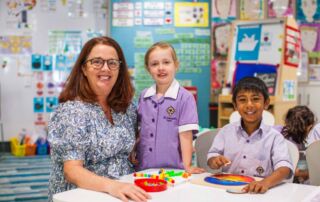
[85,57,122,70]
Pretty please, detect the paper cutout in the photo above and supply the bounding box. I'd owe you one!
[268,0,293,18]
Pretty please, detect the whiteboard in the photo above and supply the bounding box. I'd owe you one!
[0,0,107,141]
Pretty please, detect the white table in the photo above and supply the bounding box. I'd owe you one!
[53,171,319,202]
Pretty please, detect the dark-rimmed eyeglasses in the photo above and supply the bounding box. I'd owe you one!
[85,57,122,70]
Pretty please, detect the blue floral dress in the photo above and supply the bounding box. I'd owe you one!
[48,101,137,201]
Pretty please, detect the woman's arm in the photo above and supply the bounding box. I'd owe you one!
[179,131,205,174]
[64,160,150,202]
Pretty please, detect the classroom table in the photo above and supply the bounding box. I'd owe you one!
[53,170,320,202]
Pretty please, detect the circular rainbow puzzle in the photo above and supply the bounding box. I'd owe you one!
[204,173,255,186]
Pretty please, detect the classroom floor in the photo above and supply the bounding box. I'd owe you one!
[0,153,51,202]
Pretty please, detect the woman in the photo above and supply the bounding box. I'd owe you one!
[48,36,150,202]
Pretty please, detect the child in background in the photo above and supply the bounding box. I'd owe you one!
[136,42,205,174]
[281,105,316,183]
[307,123,320,146]
[207,77,293,193]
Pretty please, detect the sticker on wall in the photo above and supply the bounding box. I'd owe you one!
[32,54,43,71]
[174,2,209,27]
[34,113,46,126]
[66,54,78,71]
[296,0,320,23]
[235,25,261,61]
[211,0,236,22]
[42,55,53,71]
[36,82,44,96]
[55,54,66,71]
[46,97,58,112]
[34,97,44,113]
[47,82,55,95]
[267,0,294,18]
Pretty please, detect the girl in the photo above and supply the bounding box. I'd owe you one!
[281,105,316,183]
[136,42,204,174]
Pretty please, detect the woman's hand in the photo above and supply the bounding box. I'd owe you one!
[108,181,151,202]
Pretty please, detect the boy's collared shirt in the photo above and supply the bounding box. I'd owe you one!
[137,79,199,170]
[207,121,293,178]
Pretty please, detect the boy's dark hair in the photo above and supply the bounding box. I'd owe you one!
[282,105,316,144]
[232,77,269,103]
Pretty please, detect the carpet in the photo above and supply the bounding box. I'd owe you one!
[0,153,51,202]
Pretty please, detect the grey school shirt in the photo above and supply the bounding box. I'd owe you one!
[207,121,293,178]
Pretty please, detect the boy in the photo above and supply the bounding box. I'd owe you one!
[207,77,293,193]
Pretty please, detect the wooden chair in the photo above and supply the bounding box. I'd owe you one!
[306,140,320,186]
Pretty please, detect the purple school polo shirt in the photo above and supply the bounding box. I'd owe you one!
[207,121,293,178]
[137,79,199,171]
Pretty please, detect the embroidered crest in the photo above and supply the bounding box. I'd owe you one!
[166,106,175,116]
[256,166,264,175]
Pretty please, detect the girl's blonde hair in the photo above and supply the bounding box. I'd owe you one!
[144,41,178,69]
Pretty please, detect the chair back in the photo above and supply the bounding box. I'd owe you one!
[194,129,220,173]
[285,139,300,183]
[306,140,320,186]
[229,110,275,126]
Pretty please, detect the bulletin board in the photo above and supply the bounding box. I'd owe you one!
[227,19,285,84]
[110,0,211,127]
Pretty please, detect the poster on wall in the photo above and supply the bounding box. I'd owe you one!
[211,0,236,23]
[284,26,301,67]
[298,52,309,83]
[212,23,231,59]
[300,24,320,52]
[0,35,32,54]
[258,22,283,65]
[296,0,320,23]
[239,0,264,20]
[174,2,209,27]
[282,80,296,101]
[4,0,37,29]
[235,25,261,61]
[309,64,320,84]
[211,59,226,89]
[267,0,294,18]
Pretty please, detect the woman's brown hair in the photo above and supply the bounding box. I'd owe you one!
[59,36,134,113]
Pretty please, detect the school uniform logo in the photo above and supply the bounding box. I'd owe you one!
[166,106,175,116]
